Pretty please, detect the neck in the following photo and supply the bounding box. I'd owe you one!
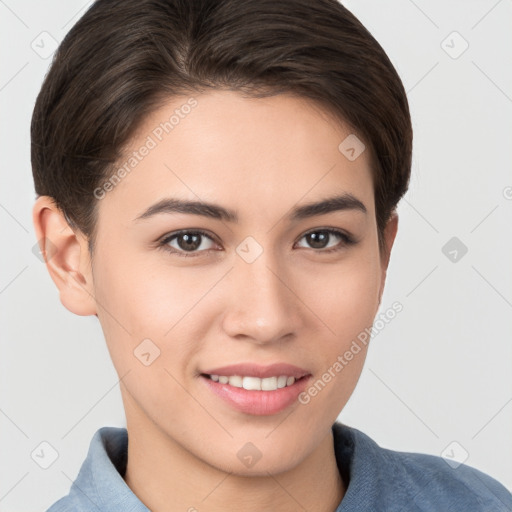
[123,413,345,512]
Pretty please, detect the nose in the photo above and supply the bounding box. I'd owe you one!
[220,250,304,345]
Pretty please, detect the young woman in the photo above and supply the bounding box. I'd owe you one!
[31,0,512,510]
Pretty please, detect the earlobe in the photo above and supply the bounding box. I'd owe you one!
[32,196,97,316]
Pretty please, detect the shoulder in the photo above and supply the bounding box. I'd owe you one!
[333,422,512,511]
[383,447,512,510]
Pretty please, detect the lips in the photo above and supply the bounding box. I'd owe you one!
[199,362,312,415]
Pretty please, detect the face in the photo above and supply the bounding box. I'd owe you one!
[46,90,397,476]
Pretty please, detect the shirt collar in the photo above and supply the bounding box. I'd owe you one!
[332,422,384,511]
[69,426,150,511]
[68,422,370,510]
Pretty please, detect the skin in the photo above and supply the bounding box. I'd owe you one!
[33,90,398,511]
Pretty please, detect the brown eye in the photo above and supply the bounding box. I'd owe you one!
[159,230,217,257]
[296,228,356,252]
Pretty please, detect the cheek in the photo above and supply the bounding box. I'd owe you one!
[91,250,169,371]
[93,251,212,375]
[304,254,381,336]
[298,263,377,418]
[92,255,200,424]
[93,246,180,329]
[297,253,379,407]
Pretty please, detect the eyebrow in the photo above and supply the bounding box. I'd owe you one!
[133,193,367,223]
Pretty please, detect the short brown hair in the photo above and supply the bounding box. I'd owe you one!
[31,0,412,256]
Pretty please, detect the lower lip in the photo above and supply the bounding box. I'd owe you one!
[200,375,311,416]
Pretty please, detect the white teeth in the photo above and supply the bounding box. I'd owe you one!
[261,377,277,391]
[228,375,243,388]
[277,375,287,388]
[243,376,261,390]
[209,374,298,390]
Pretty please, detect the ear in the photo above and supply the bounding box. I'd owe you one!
[32,196,97,316]
[377,211,399,307]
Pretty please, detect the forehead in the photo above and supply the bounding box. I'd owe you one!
[96,90,375,226]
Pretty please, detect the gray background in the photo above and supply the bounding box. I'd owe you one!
[1,0,511,509]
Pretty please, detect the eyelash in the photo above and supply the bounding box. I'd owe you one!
[157,228,357,258]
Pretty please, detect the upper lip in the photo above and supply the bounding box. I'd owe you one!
[201,363,310,379]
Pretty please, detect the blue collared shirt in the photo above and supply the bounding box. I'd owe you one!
[46,422,512,511]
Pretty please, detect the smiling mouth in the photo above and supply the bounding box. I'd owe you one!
[201,374,308,391]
